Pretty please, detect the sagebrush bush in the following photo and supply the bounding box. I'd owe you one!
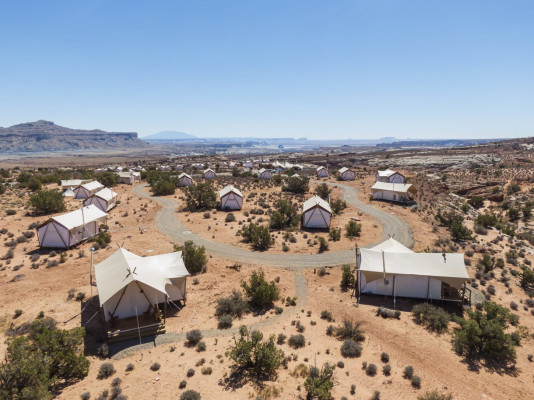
[382,364,391,376]
[403,365,414,379]
[412,303,449,333]
[186,330,203,346]
[411,375,422,389]
[366,363,377,376]
[340,339,362,358]
[277,333,287,345]
[186,368,195,377]
[288,334,306,349]
[335,319,365,342]
[180,390,201,400]
[416,390,453,400]
[126,363,134,371]
[380,352,389,363]
[218,314,233,329]
[320,310,333,321]
[150,362,161,371]
[97,363,116,379]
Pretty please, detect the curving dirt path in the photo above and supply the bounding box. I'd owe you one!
[132,182,413,269]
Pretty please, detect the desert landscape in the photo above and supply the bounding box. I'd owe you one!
[1,137,533,400]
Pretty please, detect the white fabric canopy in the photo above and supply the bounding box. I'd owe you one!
[79,180,104,192]
[302,195,332,214]
[95,248,190,305]
[371,181,415,194]
[93,188,118,202]
[220,185,243,198]
[52,204,108,230]
[377,169,398,177]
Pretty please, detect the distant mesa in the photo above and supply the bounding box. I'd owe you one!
[142,131,199,141]
[0,120,147,153]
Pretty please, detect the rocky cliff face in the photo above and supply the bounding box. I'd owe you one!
[0,120,148,152]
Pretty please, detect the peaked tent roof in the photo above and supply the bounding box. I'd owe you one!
[377,169,401,177]
[93,188,118,202]
[259,168,268,174]
[302,195,332,214]
[179,172,192,179]
[79,180,104,191]
[316,166,327,171]
[204,168,215,174]
[95,248,190,305]
[61,179,84,187]
[49,205,108,230]
[220,185,243,198]
[62,187,75,197]
[338,167,350,173]
[369,238,413,253]
[371,181,416,194]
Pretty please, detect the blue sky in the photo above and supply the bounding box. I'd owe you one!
[1,1,533,139]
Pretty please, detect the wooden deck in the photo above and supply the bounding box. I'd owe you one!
[107,314,165,343]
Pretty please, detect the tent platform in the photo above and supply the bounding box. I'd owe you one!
[107,315,165,343]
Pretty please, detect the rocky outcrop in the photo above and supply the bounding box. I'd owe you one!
[0,120,148,153]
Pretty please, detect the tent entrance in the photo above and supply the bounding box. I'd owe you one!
[107,313,165,343]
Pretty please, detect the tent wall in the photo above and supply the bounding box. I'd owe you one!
[204,171,215,179]
[68,221,99,246]
[84,197,108,212]
[341,171,355,181]
[317,169,328,177]
[259,171,272,179]
[372,189,410,202]
[302,207,331,229]
[74,187,90,199]
[166,277,187,301]
[103,282,166,322]
[221,193,243,210]
[180,177,192,186]
[38,222,69,248]
[360,273,448,300]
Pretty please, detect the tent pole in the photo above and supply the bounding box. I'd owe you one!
[393,275,396,308]
[135,305,142,345]
[426,277,430,301]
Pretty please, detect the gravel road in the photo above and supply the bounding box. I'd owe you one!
[132,182,413,269]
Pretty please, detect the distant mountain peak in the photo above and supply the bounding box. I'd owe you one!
[142,131,198,141]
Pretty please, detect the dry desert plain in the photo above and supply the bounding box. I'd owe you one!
[1,150,534,400]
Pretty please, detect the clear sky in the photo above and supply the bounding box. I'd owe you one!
[1,1,533,140]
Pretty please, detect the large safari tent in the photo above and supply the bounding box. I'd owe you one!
[37,205,108,248]
[371,181,416,202]
[357,238,470,305]
[74,180,104,199]
[95,248,190,342]
[220,185,244,210]
[83,188,118,212]
[302,195,332,229]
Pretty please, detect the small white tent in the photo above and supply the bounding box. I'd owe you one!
[220,185,244,210]
[62,187,75,197]
[258,168,272,180]
[302,195,332,229]
[357,238,469,303]
[179,173,193,187]
[95,248,190,323]
[37,205,108,248]
[338,167,355,181]
[74,181,104,199]
[204,168,216,179]
[83,188,118,212]
[376,169,405,183]
[371,182,416,202]
[316,166,328,178]
[60,179,84,188]
[117,171,141,185]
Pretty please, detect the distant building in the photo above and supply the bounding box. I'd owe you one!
[179,173,193,187]
[117,171,141,185]
[371,182,416,202]
[258,168,272,180]
[376,169,405,183]
[203,168,216,179]
[316,166,328,178]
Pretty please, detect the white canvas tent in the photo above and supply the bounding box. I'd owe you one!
[83,188,118,212]
[62,187,75,197]
[37,205,108,248]
[376,169,405,183]
[220,185,243,210]
[357,238,469,304]
[95,248,190,323]
[316,166,328,177]
[60,179,85,188]
[302,195,332,229]
[371,181,416,202]
[258,168,272,180]
[338,167,355,181]
[203,168,216,179]
[179,173,193,187]
[117,171,141,185]
[74,180,104,199]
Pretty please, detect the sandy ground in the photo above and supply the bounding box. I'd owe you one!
[1,175,533,400]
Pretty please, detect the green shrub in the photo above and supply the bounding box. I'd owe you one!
[217,314,233,329]
[29,190,66,214]
[225,213,236,222]
[318,237,328,253]
[241,269,279,310]
[152,180,176,196]
[365,363,377,376]
[285,175,309,194]
[330,198,347,214]
[380,352,389,363]
[450,221,473,241]
[186,330,203,346]
[97,363,115,379]
[403,365,414,379]
[382,364,391,376]
[345,220,361,238]
[304,363,334,400]
[277,333,286,345]
[320,310,333,321]
[180,390,201,400]
[468,197,484,209]
[340,264,355,289]
[417,390,453,400]
[314,183,332,200]
[269,199,299,229]
[94,231,112,247]
[328,228,341,241]
[150,362,161,371]
[226,326,283,378]
[412,303,450,333]
[183,182,217,211]
[411,375,422,388]
[176,241,207,275]
[239,223,274,250]
[452,302,518,365]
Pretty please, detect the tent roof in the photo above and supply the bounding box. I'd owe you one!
[117,171,140,178]
[259,168,268,174]
[204,168,215,174]
[359,249,469,281]
[51,205,108,230]
[62,187,75,197]
[317,166,327,171]
[79,180,104,191]
[179,172,192,179]
[303,195,332,214]
[93,188,118,202]
[220,185,243,198]
[338,167,350,173]
[61,179,83,187]
[371,181,415,194]
[369,238,414,253]
[377,169,399,177]
[95,248,190,305]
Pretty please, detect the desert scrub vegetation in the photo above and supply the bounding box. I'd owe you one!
[304,363,334,400]
[340,264,355,290]
[183,182,217,211]
[288,334,306,349]
[215,290,249,318]
[345,220,362,238]
[269,199,299,229]
[341,340,362,358]
[452,301,520,365]
[226,326,283,379]
[180,390,201,400]
[97,362,116,379]
[376,306,401,319]
[217,314,233,329]
[241,268,279,310]
[175,240,207,275]
[411,303,450,333]
[29,190,66,214]
[0,318,89,398]
[186,329,203,346]
[335,319,365,342]
[417,390,453,400]
[239,222,274,250]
